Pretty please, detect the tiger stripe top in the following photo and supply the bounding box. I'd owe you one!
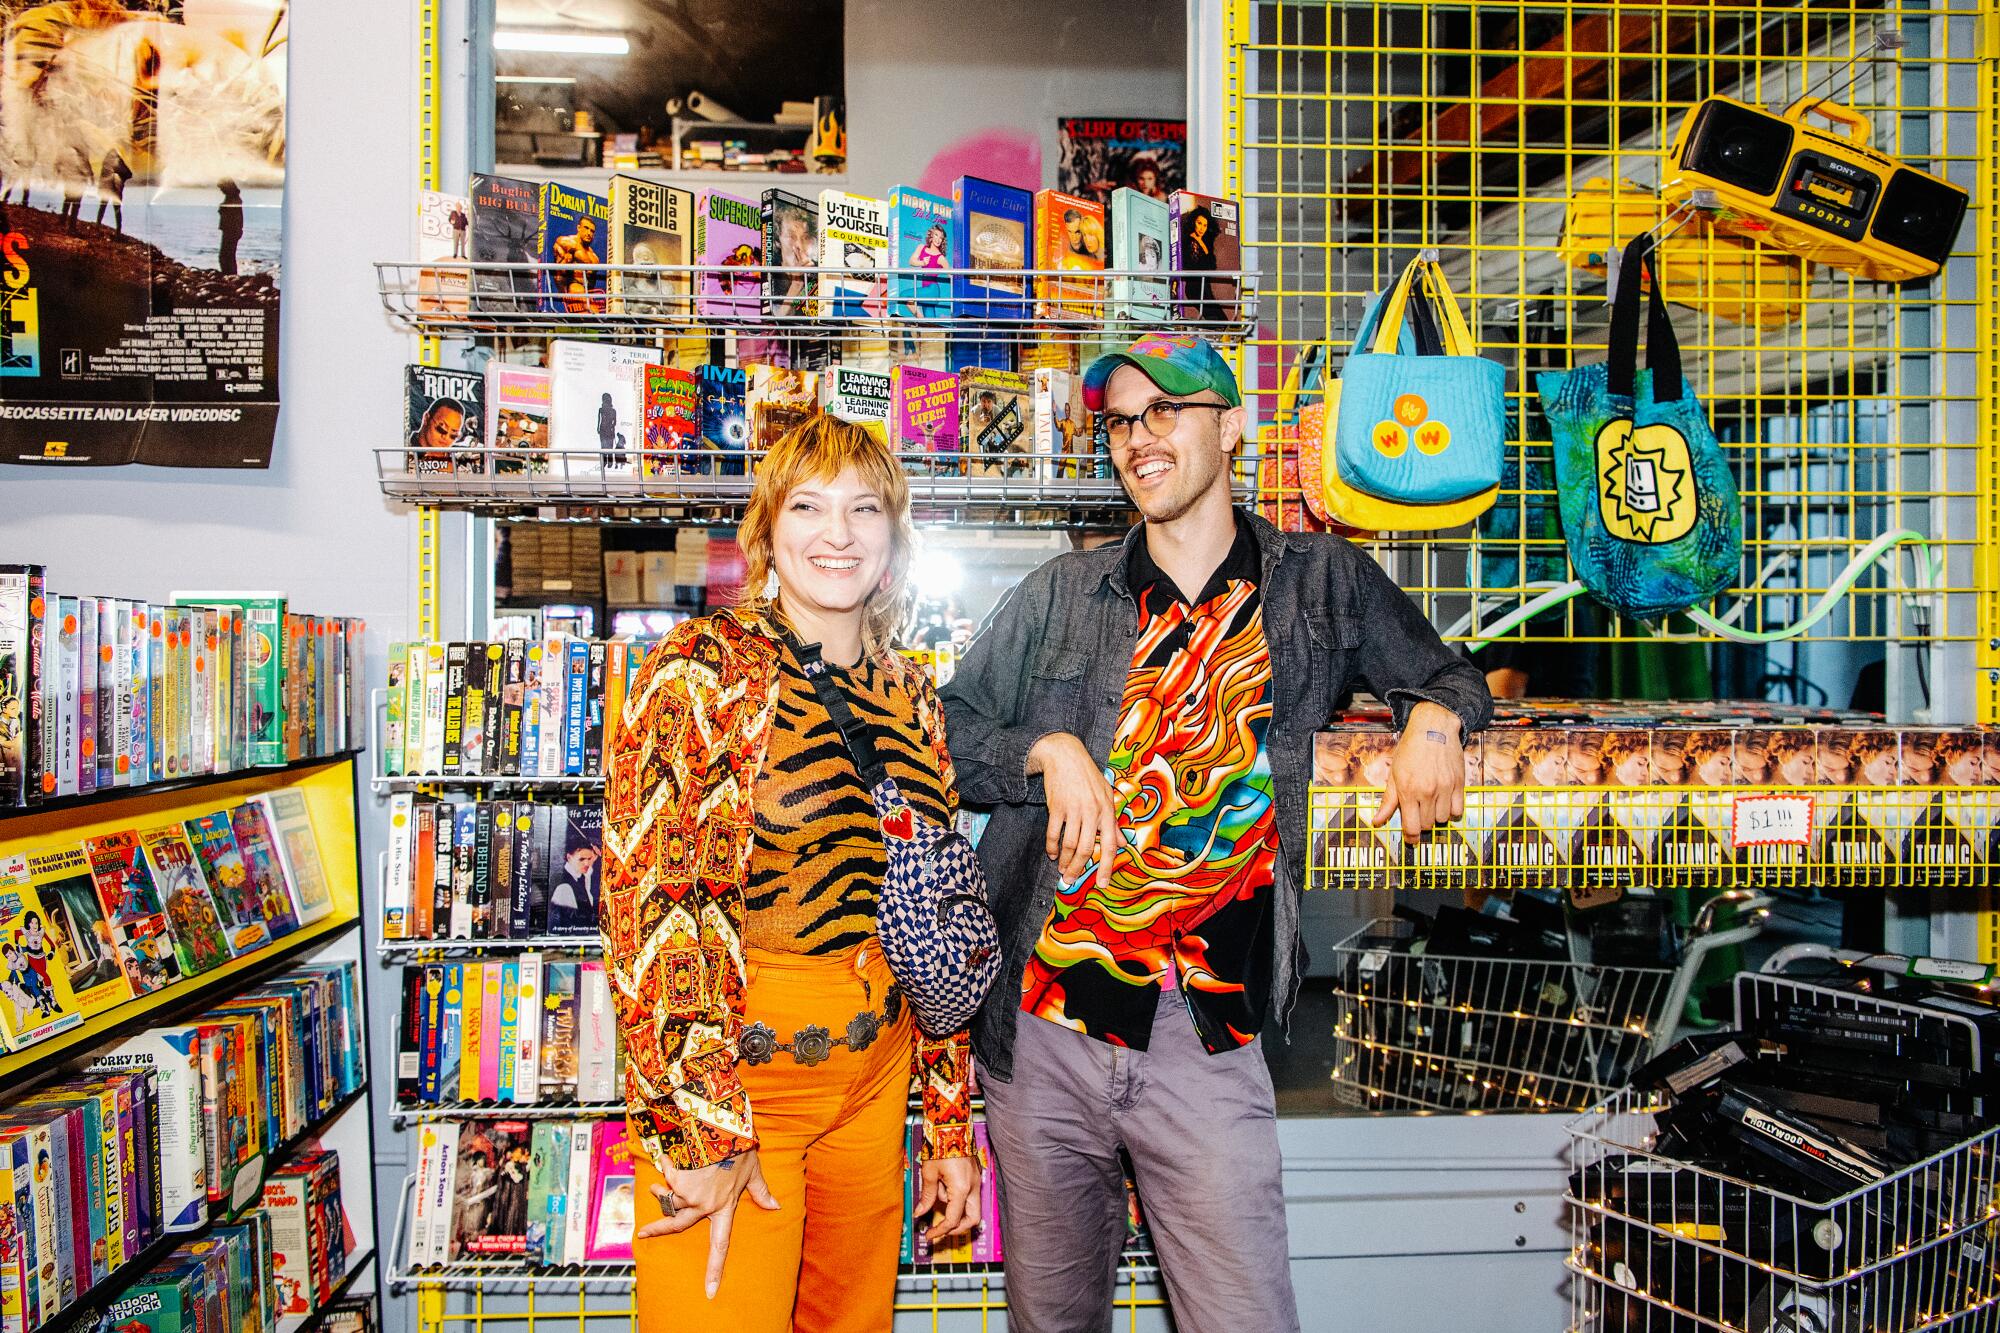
[602,609,973,1173]
[746,648,955,954]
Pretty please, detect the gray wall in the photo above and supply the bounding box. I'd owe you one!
[844,0,1185,193]
[0,0,424,1313]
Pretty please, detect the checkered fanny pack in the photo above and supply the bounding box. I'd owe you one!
[789,635,1000,1037]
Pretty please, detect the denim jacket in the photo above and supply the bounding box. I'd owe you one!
[939,511,1494,1081]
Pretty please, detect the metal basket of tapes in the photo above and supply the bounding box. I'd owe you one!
[1566,1087,2000,1332]
[1328,917,1677,1113]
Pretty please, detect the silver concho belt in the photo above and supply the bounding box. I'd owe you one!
[738,986,904,1067]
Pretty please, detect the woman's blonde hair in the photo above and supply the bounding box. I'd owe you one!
[736,413,915,657]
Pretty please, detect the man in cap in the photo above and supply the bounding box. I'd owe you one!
[941,333,1491,1332]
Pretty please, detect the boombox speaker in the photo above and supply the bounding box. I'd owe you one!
[1663,95,1968,283]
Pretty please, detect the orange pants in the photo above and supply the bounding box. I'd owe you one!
[633,943,913,1333]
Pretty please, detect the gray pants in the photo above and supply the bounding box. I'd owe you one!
[980,1002,1301,1333]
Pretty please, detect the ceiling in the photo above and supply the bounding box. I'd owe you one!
[494,0,843,133]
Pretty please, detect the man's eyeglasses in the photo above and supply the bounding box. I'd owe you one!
[1097,399,1231,449]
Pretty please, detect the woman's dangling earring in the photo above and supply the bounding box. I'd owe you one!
[762,568,780,599]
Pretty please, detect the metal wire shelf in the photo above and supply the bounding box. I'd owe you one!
[386,1171,1159,1296]
[1309,783,2000,893]
[376,444,1254,522]
[1567,1088,2000,1332]
[390,1101,625,1125]
[377,935,602,957]
[375,260,1258,344]
[372,773,606,791]
[1328,918,1679,1114]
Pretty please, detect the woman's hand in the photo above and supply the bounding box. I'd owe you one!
[916,1154,982,1244]
[639,1151,781,1298]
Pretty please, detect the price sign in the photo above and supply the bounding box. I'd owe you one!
[1731,794,1814,848]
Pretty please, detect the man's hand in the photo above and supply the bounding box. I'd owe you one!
[639,1151,780,1298]
[1028,732,1119,889]
[916,1155,983,1244]
[1370,703,1466,844]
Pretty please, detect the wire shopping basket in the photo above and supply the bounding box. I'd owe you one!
[1566,1089,2000,1332]
[1327,894,1768,1113]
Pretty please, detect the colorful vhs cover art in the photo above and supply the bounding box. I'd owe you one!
[484,362,553,478]
[228,802,300,938]
[1057,118,1186,206]
[546,806,601,936]
[470,174,541,314]
[694,189,763,319]
[538,182,609,315]
[453,1119,533,1258]
[476,358,548,478]
[184,811,273,957]
[961,369,1031,477]
[0,857,86,1049]
[1167,191,1241,324]
[1110,187,1171,320]
[642,365,700,476]
[584,1122,634,1262]
[889,185,952,320]
[138,827,232,974]
[1032,368,1087,480]
[761,190,819,319]
[416,191,470,313]
[404,365,484,476]
[1033,189,1105,318]
[892,366,959,475]
[697,364,748,476]
[608,175,692,315]
[821,366,890,441]
[951,176,1031,320]
[82,829,184,996]
[747,365,820,454]
[814,191,889,320]
[22,844,132,1018]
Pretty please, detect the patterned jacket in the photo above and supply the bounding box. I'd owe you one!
[603,608,974,1172]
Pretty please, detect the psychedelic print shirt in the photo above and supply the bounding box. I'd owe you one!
[1021,518,1280,1051]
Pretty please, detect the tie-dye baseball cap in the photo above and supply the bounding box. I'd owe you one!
[1081,332,1242,411]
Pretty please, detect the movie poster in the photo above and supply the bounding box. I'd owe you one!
[1056,118,1186,207]
[0,0,287,468]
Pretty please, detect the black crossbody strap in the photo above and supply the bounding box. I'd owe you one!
[784,632,890,789]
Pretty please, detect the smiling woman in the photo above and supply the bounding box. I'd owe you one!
[735,413,914,665]
[601,413,981,1331]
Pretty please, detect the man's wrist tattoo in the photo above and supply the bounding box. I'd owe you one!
[1424,728,1451,745]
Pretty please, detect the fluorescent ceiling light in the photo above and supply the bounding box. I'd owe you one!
[493,29,629,54]
[497,75,578,84]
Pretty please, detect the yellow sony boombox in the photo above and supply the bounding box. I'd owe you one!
[1662,96,1968,283]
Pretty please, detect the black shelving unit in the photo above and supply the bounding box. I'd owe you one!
[5,916,364,1102]
[0,749,366,827]
[27,1087,372,1333]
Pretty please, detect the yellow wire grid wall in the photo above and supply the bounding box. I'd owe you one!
[1224,0,1998,669]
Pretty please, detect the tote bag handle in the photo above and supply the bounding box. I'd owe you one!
[1351,262,1442,360]
[1416,261,1478,357]
[1605,233,1685,404]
